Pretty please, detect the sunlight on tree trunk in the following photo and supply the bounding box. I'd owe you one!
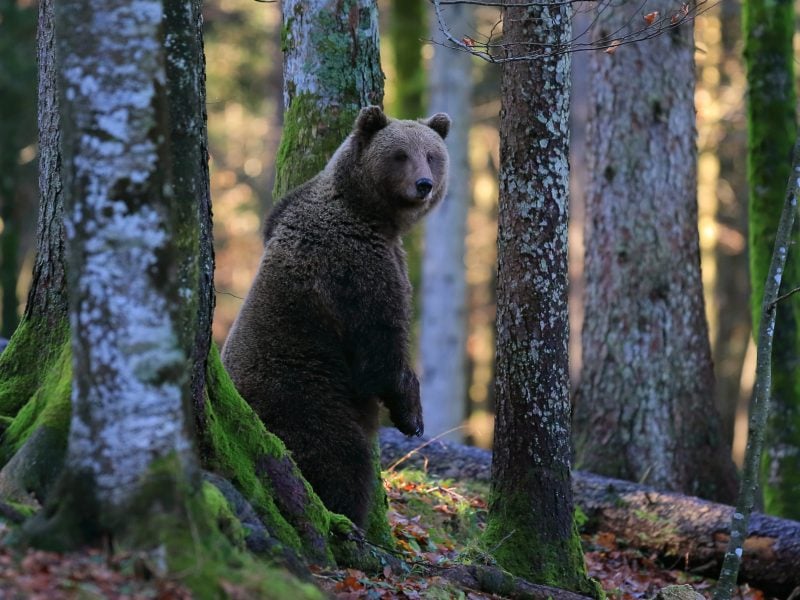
[573,0,737,503]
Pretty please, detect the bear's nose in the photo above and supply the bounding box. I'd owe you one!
[415,178,433,198]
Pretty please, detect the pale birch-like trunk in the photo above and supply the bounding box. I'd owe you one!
[484,1,593,593]
[419,4,471,442]
[574,0,737,503]
[54,0,196,525]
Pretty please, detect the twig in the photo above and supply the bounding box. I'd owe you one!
[769,284,800,308]
[386,426,466,472]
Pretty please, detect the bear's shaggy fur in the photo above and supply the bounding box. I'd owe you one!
[222,106,450,527]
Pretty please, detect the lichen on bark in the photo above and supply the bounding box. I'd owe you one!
[484,1,596,595]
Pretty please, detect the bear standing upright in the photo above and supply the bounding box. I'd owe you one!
[222,106,450,527]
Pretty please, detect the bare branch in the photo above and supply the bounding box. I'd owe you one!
[429,0,715,64]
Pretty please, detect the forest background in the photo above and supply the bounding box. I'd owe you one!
[0,0,752,454]
[0,0,752,456]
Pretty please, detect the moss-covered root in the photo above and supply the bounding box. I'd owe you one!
[203,345,402,574]
[0,338,72,505]
[483,497,602,599]
[203,345,335,564]
[21,461,321,600]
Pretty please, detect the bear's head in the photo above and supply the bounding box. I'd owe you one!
[337,106,450,234]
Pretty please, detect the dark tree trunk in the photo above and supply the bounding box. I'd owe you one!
[163,0,215,436]
[483,1,593,594]
[574,0,737,503]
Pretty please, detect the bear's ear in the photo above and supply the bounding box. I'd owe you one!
[355,105,389,138]
[423,113,450,140]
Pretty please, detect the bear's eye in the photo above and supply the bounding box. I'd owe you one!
[427,152,436,164]
[393,151,408,162]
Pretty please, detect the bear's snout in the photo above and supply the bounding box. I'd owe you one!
[415,178,433,199]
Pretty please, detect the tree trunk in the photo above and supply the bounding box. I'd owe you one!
[483,2,594,594]
[388,0,425,363]
[0,0,70,506]
[274,0,383,199]
[379,428,800,599]
[163,0,216,437]
[574,0,737,503]
[27,0,197,544]
[743,0,800,519]
[419,4,471,443]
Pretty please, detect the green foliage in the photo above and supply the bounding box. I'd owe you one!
[388,0,426,120]
[743,0,800,519]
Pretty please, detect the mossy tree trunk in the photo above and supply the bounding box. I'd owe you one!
[388,0,425,341]
[274,0,383,198]
[27,0,199,546]
[0,1,386,594]
[275,0,393,547]
[0,0,70,506]
[573,0,737,503]
[419,4,471,442]
[743,0,800,519]
[483,1,596,595]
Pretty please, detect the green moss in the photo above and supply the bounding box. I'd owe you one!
[483,485,601,598]
[202,345,333,564]
[0,339,71,464]
[202,481,247,550]
[0,318,68,418]
[0,339,71,503]
[272,92,359,198]
[366,438,395,550]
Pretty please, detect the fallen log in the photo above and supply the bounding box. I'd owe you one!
[379,428,800,599]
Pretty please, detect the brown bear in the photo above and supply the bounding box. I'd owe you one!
[221,106,450,527]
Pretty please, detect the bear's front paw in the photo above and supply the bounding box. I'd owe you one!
[390,368,424,437]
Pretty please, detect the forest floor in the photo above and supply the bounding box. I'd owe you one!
[0,470,771,599]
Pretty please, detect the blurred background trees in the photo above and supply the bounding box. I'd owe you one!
[0,0,784,510]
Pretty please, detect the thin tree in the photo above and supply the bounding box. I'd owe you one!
[573,0,737,502]
[714,139,800,600]
[743,0,800,518]
[483,1,596,593]
[420,4,472,442]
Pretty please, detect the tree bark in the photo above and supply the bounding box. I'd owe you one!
[483,1,594,594]
[743,0,800,520]
[574,0,737,503]
[41,0,196,541]
[274,0,383,199]
[379,428,800,599]
[163,0,215,436]
[419,4,471,443]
